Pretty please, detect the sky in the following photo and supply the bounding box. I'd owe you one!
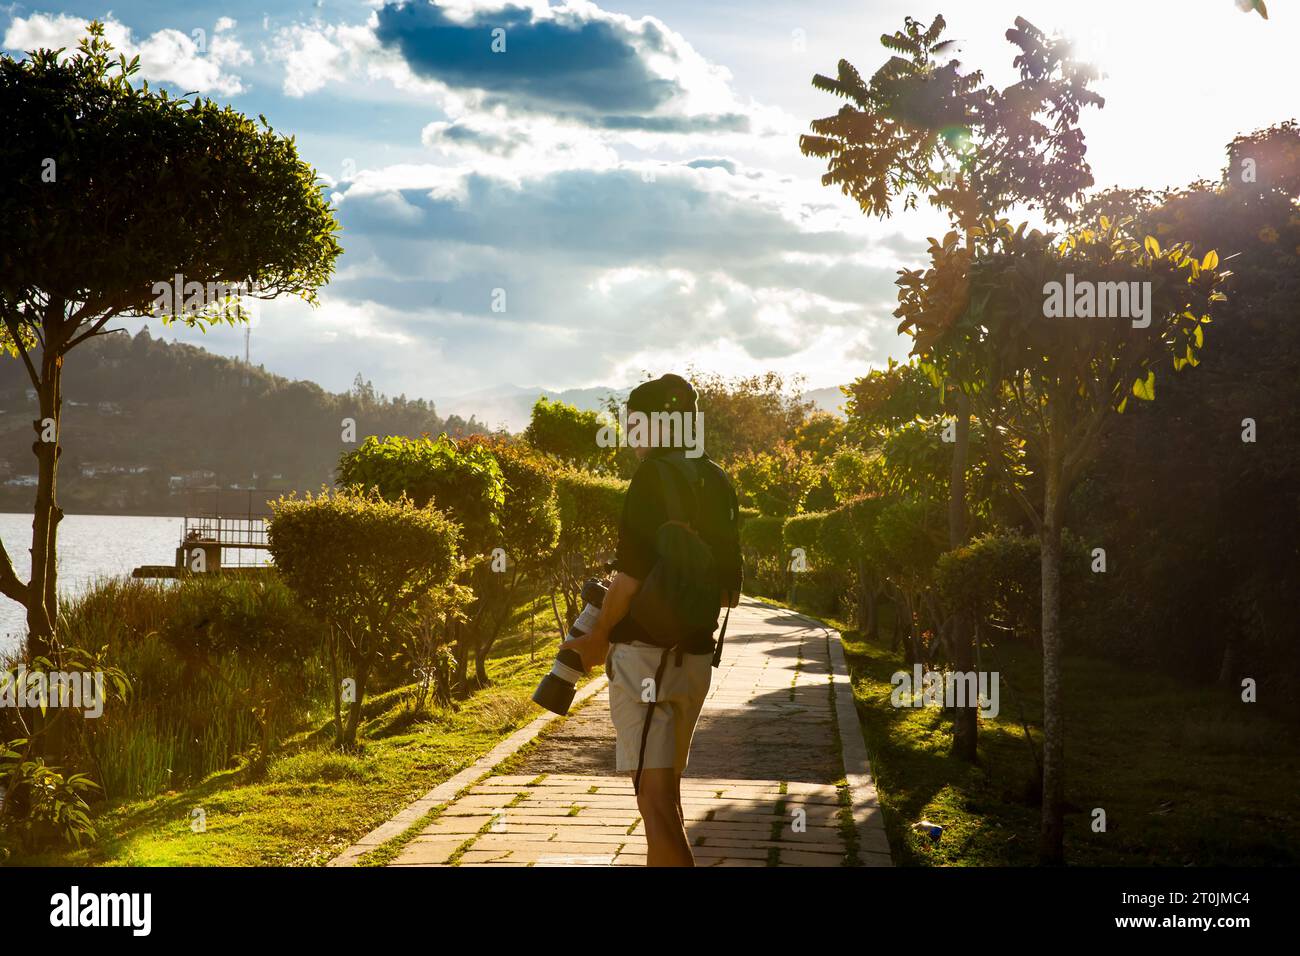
[2,0,1293,426]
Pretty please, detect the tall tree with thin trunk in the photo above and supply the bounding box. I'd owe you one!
[801,14,1103,761]
[897,217,1227,862]
[0,24,341,667]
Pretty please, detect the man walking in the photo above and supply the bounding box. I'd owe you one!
[563,373,742,866]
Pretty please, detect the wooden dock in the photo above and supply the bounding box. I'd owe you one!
[132,488,282,580]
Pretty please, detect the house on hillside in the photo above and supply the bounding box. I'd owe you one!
[169,469,217,490]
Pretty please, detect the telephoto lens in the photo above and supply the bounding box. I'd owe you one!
[532,578,608,715]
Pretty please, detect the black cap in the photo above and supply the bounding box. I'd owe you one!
[627,373,697,416]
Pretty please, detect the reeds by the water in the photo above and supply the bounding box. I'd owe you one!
[36,576,328,800]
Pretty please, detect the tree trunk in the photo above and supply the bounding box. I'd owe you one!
[890,592,904,652]
[1217,632,1237,687]
[341,658,371,749]
[901,593,923,665]
[949,390,978,761]
[453,619,472,696]
[26,340,65,661]
[328,626,342,743]
[23,332,67,760]
[1039,456,1066,865]
[856,558,875,637]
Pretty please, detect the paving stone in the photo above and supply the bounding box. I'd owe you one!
[391,836,467,865]
[379,600,892,868]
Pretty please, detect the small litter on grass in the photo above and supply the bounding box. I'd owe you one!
[912,820,943,843]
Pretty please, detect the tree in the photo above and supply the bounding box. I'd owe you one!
[268,488,459,748]
[0,24,341,662]
[874,498,944,664]
[1073,124,1300,706]
[336,434,506,693]
[732,442,822,518]
[842,359,941,444]
[899,216,1227,861]
[791,412,845,462]
[550,468,625,632]
[802,12,1104,763]
[458,434,562,684]
[524,396,615,473]
[690,370,812,464]
[821,495,887,637]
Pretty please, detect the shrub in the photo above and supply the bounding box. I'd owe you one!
[0,742,98,854]
[739,514,784,596]
[269,488,460,748]
[453,435,563,686]
[523,396,617,473]
[820,496,889,633]
[732,442,822,517]
[16,576,324,801]
[783,511,827,563]
[935,530,1091,645]
[550,468,626,627]
[337,434,504,554]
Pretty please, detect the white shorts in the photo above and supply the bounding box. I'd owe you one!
[606,642,712,774]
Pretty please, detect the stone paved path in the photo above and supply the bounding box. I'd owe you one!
[387,599,891,867]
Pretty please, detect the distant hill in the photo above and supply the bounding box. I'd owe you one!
[0,329,488,516]
[0,331,854,514]
[802,385,848,416]
[436,382,848,431]
[434,383,627,432]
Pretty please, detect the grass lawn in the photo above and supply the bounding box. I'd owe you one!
[840,614,1300,865]
[9,596,585,867]
[754,593,1299,866]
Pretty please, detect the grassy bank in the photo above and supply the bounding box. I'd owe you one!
[759,594,1299,866]
[6,591,573,867]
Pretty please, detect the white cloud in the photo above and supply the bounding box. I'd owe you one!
[2,13,251,96]
[273,23,346,98]
[420,113,619,177]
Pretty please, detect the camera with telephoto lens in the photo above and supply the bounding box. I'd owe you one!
[532,578,608,715]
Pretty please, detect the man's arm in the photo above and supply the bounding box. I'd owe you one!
[561,571,641,672]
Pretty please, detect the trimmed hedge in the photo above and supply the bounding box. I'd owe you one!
[783,510,828,566]
[739,513,784,594]
[553,468,626,562]
[935,530,1092,643]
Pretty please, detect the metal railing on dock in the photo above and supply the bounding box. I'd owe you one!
[133,487,291,578]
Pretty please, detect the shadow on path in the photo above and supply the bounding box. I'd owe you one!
[511,599,842,783]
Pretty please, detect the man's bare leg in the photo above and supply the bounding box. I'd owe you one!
[636,768,694,867]
[674,772,686,829]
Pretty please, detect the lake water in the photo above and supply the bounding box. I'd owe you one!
[0,513,186,656]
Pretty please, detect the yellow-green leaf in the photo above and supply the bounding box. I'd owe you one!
[1194,324,1204,347]
[1202,250,1219,270]
[1132,370,1156,401]
[1144,235,1161,257]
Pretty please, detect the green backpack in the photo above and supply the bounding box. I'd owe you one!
[626,454,721,650]
[624,454,732,795]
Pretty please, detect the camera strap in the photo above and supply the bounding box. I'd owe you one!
[713,605,730,669]
[633,645,674,797]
